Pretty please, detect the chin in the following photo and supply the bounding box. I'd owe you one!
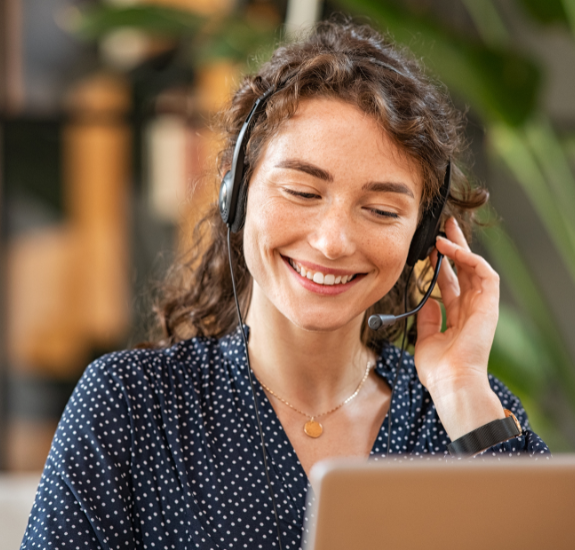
[286,307,364,334]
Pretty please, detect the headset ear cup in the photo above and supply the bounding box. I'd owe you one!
[230,177,248,233]
[406,214,439,266]
[219,170,233,225]
[406,161,451,266]
[406,225,428,267]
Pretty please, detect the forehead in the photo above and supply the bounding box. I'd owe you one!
[260,97,422,198]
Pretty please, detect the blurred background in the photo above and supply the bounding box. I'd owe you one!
[0,0,574,545]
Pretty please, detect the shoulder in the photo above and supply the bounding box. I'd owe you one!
[55,335,235,452]
[82,334,230,385]
[73,332,245,413]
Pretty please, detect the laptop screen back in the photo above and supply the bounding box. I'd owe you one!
[304,456,575,550]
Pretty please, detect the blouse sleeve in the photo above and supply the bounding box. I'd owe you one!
[478,374,550,457]
[21,354,137,549]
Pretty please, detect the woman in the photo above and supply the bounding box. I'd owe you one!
[22,20,548,550]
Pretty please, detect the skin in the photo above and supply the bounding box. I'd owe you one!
[243,97,504,478]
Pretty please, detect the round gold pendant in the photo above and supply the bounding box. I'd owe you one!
[304,420,323,438]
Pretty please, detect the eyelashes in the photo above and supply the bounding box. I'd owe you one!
[284,188,400,219]
[368,208,399,219]
[284,189,320,200]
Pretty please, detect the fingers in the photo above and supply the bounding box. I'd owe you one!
[430,248,460,309]
[435,232,500,301]
[416,297,443,342]
[444,216,470,251]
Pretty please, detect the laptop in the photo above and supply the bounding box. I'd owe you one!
[303,455,575,550]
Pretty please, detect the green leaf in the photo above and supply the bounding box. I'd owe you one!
[489,124,575,284]
[193,17,278,66]
[73,5,278,70]
[74,5,205,39]
[478,217,575,405]
[460,0,508,47]
[489,304,548,397]
[516,0,569,26]
[524,117,575,228]
[334,0,541,126]
[479,219,575,449]
[561,0,575,38]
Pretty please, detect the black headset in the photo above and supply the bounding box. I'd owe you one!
[218,87,274,234]
[218,85,451,267]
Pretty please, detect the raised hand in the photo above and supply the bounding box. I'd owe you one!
[414,217,505,440]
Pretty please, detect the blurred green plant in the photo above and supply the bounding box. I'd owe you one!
[69,4,278,68]
[73,0,575,448]
[335,0,542,126]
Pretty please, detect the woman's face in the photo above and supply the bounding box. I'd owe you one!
[243,97,423,332]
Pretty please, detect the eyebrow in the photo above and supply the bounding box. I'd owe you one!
[275,158,415,198]
[275,159,334,182]
[362,181,414,198]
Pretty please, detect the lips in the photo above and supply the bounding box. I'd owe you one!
[282,256,365,290]
[286,258,357,286]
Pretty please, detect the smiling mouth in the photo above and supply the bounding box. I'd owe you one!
[286,257,361,286]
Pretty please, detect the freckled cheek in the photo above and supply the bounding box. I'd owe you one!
[243,196,301,278]
[365,230,412,283]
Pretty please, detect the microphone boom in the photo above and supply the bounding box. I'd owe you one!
[368,253,444,330]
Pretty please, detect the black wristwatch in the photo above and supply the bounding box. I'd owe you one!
[447,409,523,456]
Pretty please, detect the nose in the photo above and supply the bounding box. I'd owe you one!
[308,201,357,260]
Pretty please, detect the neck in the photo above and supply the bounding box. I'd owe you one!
[244,284,373,414]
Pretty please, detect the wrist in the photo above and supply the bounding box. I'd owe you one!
[429,378,505,441]
[447,409,523,455]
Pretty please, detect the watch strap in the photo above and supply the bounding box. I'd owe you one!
[447,409,523,456]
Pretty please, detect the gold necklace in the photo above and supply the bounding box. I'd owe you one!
[258,361,373,438]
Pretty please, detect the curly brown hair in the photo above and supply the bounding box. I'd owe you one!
[153,19,488,349]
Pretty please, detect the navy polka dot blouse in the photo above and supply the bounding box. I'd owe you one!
[21,326,549,549]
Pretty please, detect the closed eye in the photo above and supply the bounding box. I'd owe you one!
[285,188,321,200]
[368,208,399,219]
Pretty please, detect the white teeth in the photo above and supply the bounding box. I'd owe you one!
[288,258,356,286]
